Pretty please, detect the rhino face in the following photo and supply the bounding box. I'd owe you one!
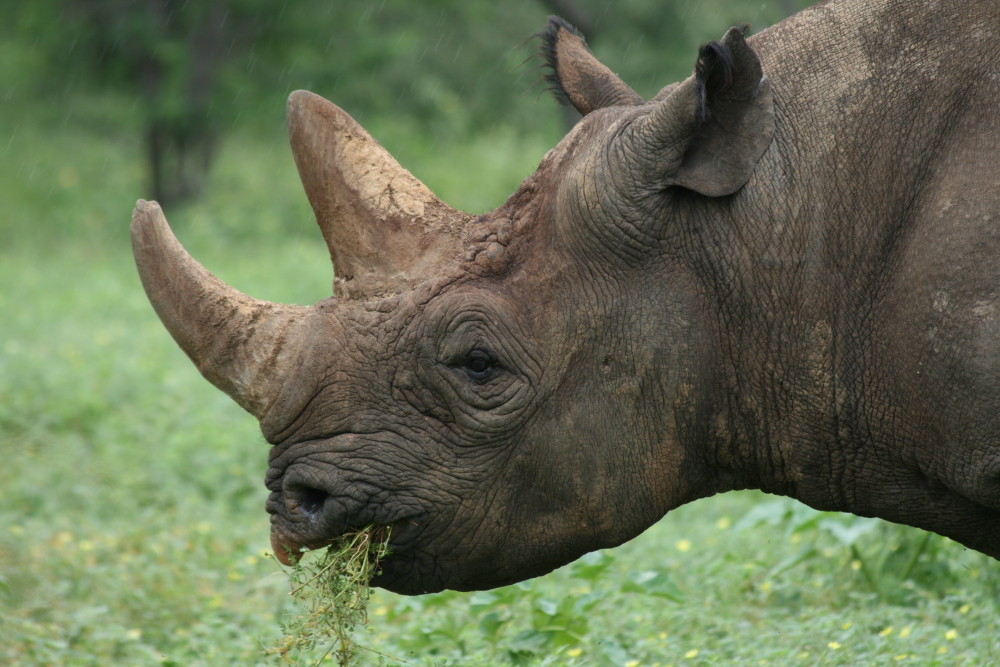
[261,284,561,593]
[132,21,773,593]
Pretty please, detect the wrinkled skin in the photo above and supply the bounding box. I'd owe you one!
[132,0,1000,595]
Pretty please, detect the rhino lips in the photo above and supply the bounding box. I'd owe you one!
[270,530,311,566]
[270,524,395,567]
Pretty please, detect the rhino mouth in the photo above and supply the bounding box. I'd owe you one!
[269,521,396,567]
[269,509,463,594]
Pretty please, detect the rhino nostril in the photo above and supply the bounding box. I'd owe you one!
[289,485,329,518]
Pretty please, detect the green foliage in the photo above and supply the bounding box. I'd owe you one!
[735,497,975,604]
[273,528,392,666]
[4,0,814,206]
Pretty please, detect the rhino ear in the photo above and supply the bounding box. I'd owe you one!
[287,91,473,299]
[541,16,645,115]
[634,26,773,197]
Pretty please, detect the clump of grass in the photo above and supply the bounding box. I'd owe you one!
[270,526,391,666]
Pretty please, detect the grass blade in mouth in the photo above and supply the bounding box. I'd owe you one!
[269,525,391,666]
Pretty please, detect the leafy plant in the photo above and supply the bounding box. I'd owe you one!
[734,496,960,602]
[270,526,392,666]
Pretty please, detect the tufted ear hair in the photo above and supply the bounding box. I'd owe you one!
[629,26,774,197]
[541,16,645,115]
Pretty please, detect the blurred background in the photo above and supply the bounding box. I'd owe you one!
[8,2,998,666]
[2,0,808,241]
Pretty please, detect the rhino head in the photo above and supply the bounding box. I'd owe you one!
[132,22,773,594]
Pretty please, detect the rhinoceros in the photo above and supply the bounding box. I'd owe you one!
[131,0,1000,595]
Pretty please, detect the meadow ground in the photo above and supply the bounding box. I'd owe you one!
[2,79,999,667]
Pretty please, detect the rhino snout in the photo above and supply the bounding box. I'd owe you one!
[264,454,423,571]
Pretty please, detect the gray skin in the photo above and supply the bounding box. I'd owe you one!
[131,0,1000,595]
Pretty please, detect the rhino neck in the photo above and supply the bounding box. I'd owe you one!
[694,0,1000,538]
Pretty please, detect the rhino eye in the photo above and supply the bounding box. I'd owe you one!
[462,348,499,383]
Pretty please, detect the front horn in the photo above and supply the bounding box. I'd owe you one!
[131,200,311,419]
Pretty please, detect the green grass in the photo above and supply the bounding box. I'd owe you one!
[2,62,999,667]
